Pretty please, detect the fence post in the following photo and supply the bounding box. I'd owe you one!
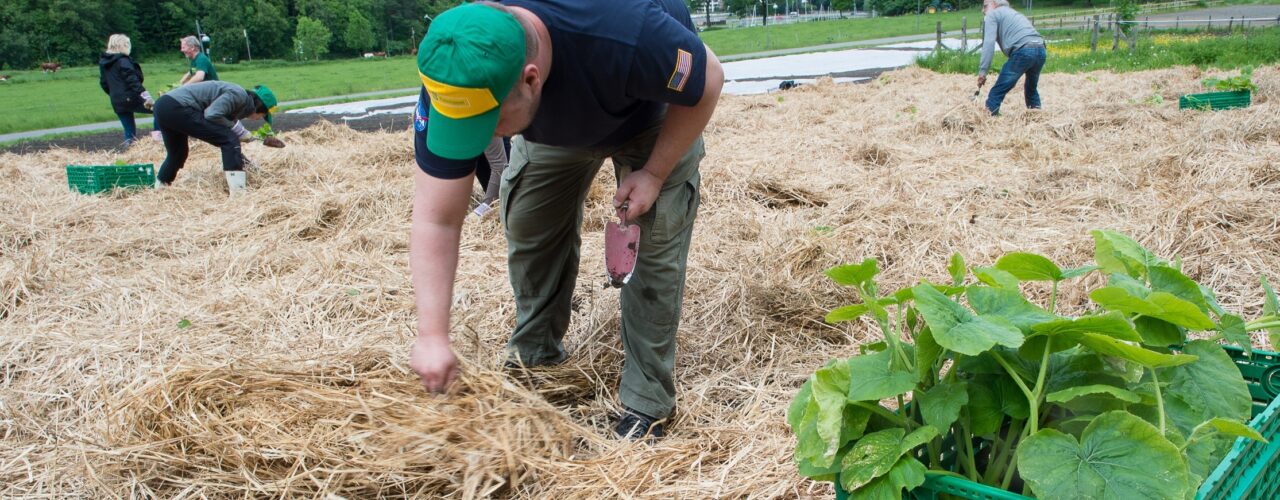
[1129,23,1138,55]
[961,17,968,51]
[1112,21,1121,50]
[1175,16,1179,29]
[1207,15,1212,32]
[1090,15,1100,52]
[1228,17,1233,32]
[936,21,942,51]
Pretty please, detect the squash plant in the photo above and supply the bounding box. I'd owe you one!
[789,230,1278,499]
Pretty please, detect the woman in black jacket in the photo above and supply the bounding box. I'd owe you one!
[99,34,153,147]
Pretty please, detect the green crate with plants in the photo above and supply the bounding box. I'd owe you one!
[1180,67,1256,111]
[789,230,1280,500]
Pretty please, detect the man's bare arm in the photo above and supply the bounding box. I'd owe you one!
[409,167,475,392]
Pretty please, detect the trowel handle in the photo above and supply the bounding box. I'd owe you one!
[616,201,630,225]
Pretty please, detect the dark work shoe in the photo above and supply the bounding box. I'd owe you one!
[502,349,567,371]
[614,408,665,440]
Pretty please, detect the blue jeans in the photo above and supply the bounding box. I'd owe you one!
[986,45,1046,116]
[114,102,152,143]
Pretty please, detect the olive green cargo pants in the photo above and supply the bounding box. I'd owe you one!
[499,125,703,420]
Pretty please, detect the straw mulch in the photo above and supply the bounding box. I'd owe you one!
[1,65,1278,498]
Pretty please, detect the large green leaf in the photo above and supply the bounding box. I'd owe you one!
[1189,417,1267,444]
[826,298,897,324]
[1217,314,1251,354]
[995,252,1064,282]
[918,382,968,431]
[1149,265,1210,314]
[839,428,906,491]
[1133,316,1185,348]
[814,361,854,464]
[1030,312,1142,341]
[1259,276,1280,350]
[846,350,919,402]
[1021,313,1142,358]
[827,259,879,288]
[1076,333,1198,368]
[1108,273,1152,298]
[973,265,1020,290]
[787,378,814,430]
[1061,264,1100,279]
[915,327,942,382]
[1017,411,1191,500]
[914,285,1023,356]
[1161,340,1253,435]
[900,425,941,454]
[948,253,966,286]
[967,286,1056,333]
[1092,230,1160,279]
[966,380,1007,436]
[1046,384,1141,404]
[1262,277,1280,349]
[846,457,927,500]
[1090,287,1216,331]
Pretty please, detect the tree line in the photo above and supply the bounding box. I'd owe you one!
[0,0,454,70]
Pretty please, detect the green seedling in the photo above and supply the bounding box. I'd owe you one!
[790,230,1274,498]
[252,123,276,139]
[177,318,192,329]
[1203,67,1257,93]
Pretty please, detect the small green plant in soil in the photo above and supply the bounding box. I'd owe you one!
[1202,66,1257,93]
[789,230,1276,499]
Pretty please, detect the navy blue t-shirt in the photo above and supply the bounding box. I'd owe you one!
[415,0,707,179]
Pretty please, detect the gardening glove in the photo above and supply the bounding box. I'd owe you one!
[262,137,285,148]
[977,75,987,88]
[231,121,253,142]
[140,90,152,101]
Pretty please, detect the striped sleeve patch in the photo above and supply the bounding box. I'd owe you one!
[666,49,693,92]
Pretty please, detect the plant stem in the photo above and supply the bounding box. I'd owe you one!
[1027,337,1053,436]
[1151,367,1167,434]
[1000,452,1019,491]
[852,401,912,428]
[1049,280,1060,314]
[991,351,1035,400]
[958,419,979,481]
[984,418,1024,486]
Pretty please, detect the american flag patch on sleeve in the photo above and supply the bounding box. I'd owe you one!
[667,49,693,92]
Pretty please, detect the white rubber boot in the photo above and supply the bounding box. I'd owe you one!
[225,171,247,196]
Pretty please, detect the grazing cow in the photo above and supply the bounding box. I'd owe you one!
[372,51,387,58]
[0,75,10,81]
[41,62,61,73]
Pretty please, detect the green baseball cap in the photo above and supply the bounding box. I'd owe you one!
[417,3,525,160]
[251,85,278,125]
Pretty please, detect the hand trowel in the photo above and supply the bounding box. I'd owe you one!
[605,202,640,288]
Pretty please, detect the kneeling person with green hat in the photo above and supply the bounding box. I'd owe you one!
[153,81,284,194]
[408,0,723,440]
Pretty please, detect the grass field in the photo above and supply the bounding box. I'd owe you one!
[700,6,1081,56]
[916,26,1280,74]
[0,56,419,135]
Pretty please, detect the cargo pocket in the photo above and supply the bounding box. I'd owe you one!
[500,138,531,229]
[650,171,701,243]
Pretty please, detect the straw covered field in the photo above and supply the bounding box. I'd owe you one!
[2,66,1279,497]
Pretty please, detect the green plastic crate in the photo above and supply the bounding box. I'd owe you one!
[66,164,155,194]
[1198,394,1280,500]
[1179,90,1251,111]
[834,346,1280,500]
